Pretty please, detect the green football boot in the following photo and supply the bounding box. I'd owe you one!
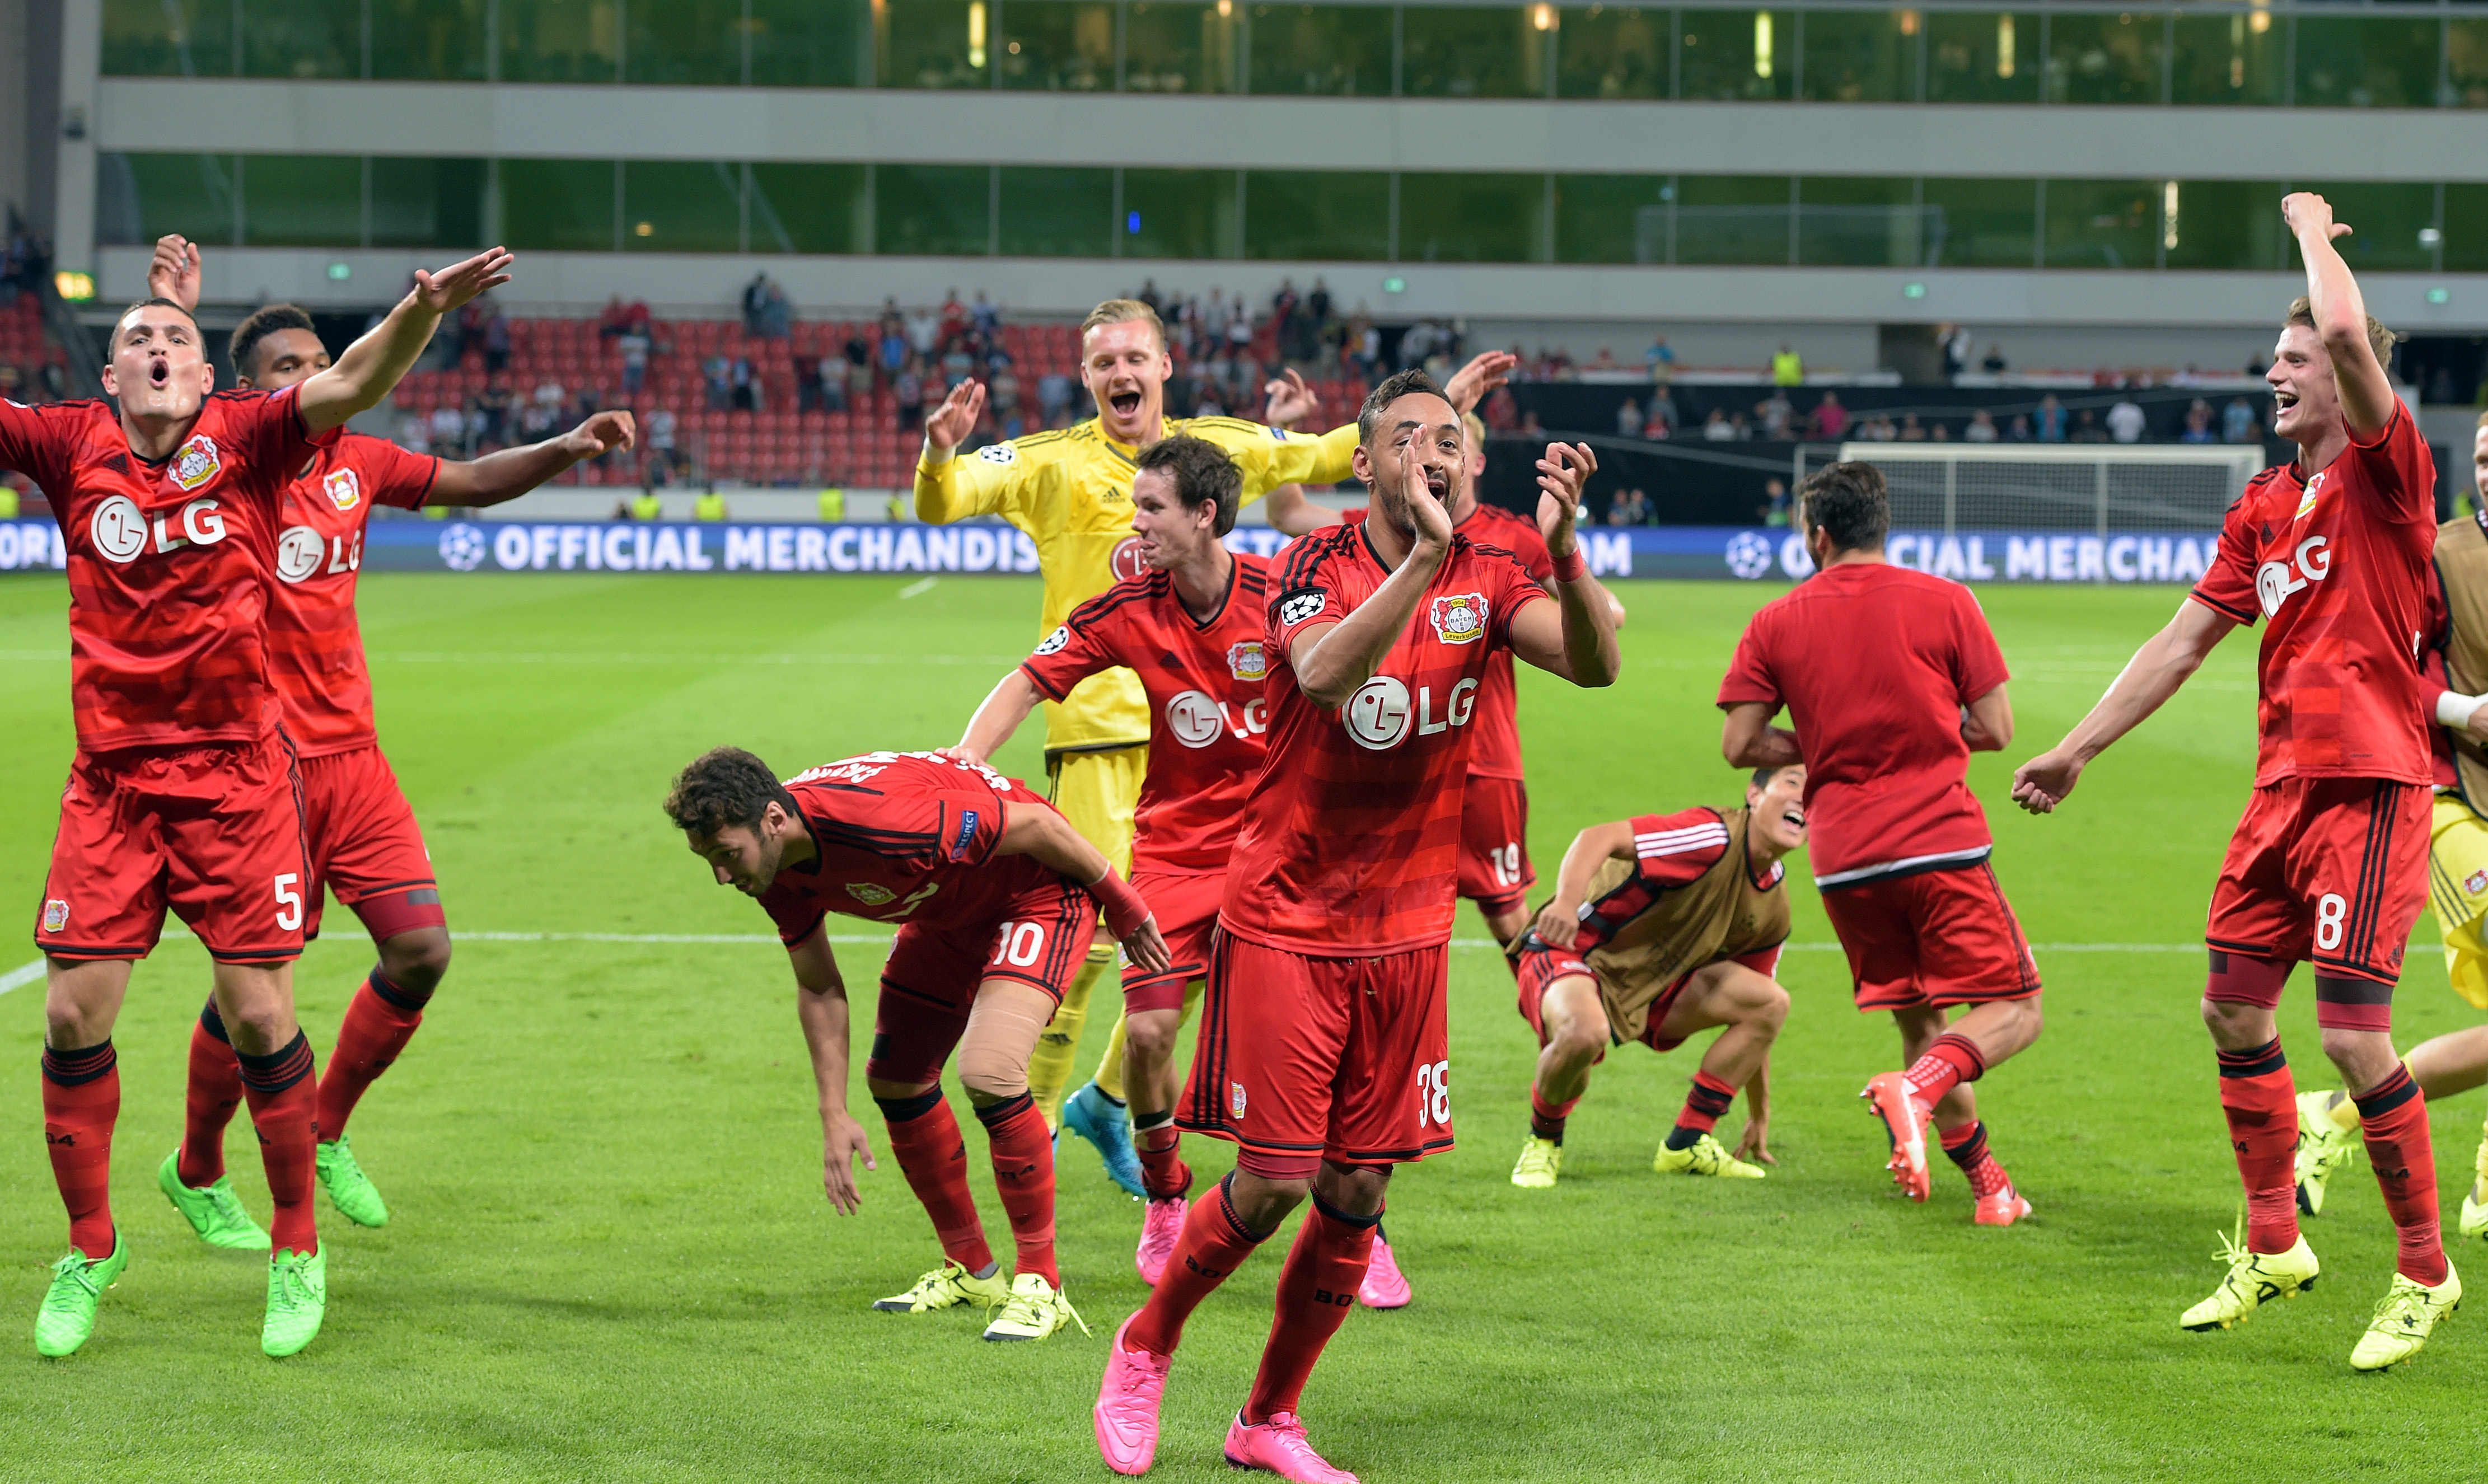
[262,1246,328,1358]
[158,1149,272,1250]
[316,1135,390,1229]
[35,1233,128,1358]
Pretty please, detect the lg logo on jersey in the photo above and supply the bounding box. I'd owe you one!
[1341,676,1478,751]
[2255,535,2331,617]
[276,525,362,584]
[1166,690,1266,748]
[89,494,227,564]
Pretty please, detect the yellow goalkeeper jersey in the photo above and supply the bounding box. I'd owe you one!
[917,414,1360,753]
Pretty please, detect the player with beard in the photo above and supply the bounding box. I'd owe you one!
[1092,370,1620,1482]
[4,246,509,1357]
[142,237,634,1247]
[2014,194,2453,1369]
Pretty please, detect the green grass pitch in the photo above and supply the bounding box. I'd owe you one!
[2,572,2484,1482]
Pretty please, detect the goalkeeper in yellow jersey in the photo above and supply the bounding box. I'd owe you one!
[916,298,1502,1192]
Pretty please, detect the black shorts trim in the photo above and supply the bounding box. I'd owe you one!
[205,944,305,965]
[33,940,146,962]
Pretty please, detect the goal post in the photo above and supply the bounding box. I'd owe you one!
[1807,444,2266,536]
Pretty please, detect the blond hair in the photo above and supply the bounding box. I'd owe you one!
[1462,411,1486,447]
[1081,298,1167,351]
[2286,296,2398,369]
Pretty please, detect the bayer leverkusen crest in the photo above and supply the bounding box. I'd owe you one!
[1429,592,1489,645]
[324,469,361,511]
[170,434,222,493]
[1227,640,1267,681]
[2468,869,2487,896]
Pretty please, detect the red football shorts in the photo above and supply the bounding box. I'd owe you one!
[1123,868,1220,1014]
[1457,776,1535,917]
[36,731,307,965]
[1179,929,1454,1177]
[2206,776,2429,1022]
[298,743,445,943]
[1514,937,1784,1057]
[866,880,1091,1085]
[1820,860,2041,1013]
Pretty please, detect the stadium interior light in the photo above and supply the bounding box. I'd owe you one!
[2429,287,2452,305]
[1383,275,1407,294]
[52,269,94,302]
[326,261,351,281]
[1532,4,1555,32]
[1996,15,2015,77]
[1902,282,1927,299]
[2420,227,2444,249]
[2163,183,2180,252]
[1754,12,1774,78]
[967,1,986,69]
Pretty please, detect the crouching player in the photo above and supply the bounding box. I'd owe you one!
[1508,765,1804,1187]
[950,435,1269,1288]
[665,747,1168,1341]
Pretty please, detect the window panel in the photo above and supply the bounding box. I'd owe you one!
[1921,177,2036,267]
[499,1,621,83]
[875,165,993,256]
[1123,168,1241,258]
[1674,175,1791,265]
[1402,6,1546,100]
[1926,11,2036,104]
[2042,179,2157,269]
[101,0,233,76]
[1555,6,1671,100]
[371,157,489,248]
[2044,12,2163,106]
[2444,185,2488,272]
[498,158,618,251]
[2453,20,2488,110]
[2171,12,2284,106]
[625,0,741,85]
[1399,173,1546,263]
[240,0,358,79]
[242,155,361,247]
[1247,5,1392,96]
[1243,171,1390,260]
[1679,11,1794,102]
[1552,174,1672,264]
[1796,176,1920,266]
[622,161,742,252]
[2295,18,2442,110]
[96,153,238,247]
[749,163,869,254]
[999,167,1115,257]
[371,0,488,81]
[1799,10,1920,104]
[881,0,989,89]
[749,0,871,86]
[1001,1,1116,91]
[1125,3,1241,93]
[2291,181,2435,272]
[2160,180,2285,271]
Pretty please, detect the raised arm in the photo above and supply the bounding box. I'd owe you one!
[1722,702,1803,770]
[1960,684,2014,753]
[1527,819,1637,946]
[787,925,875,1215]
[2285,192,2397,439]
[1289,536,1451,710]
[1505,443,1621,687]
[146,233,202,311]
[430,411,635,508]
[296,249,513,436]
[951,671,1045,765]
[995,800,1171,974]
[2011,597,2237,813]
[914,380,1034,523]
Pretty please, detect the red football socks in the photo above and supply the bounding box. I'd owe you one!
[316,970,428,1140]
[2215,1036,2299,1254]
[1939,1120,2012,1198]
[1528,1084,1579,1145]
[236,1032,320,1256]
[1244,1196,1379,1425]
[875,1090,995,1274]
[43,1041,120,1260]
[1672,1070,1738,1140]
[974,1093,1059,1286]
[1904,1033,1986,1107]
[1134,1112,1192,1201]
[1126,1174,1270,1357]
[178,998,244,1188]
[2353,1065,2449,1286]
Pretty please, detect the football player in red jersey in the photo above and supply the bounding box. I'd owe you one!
[949,436,1269,1290]
[1093,369,1619,1483]
[668,748,1168,1343]
[1720,462,2040,1226]
[3,244,511,1357]
[2014,194,2455,1369]
[142,238,634,1245]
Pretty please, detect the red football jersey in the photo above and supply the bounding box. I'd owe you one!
[1220,524,1549,953]
[266,433,441,756]
[0,388,333,753]
[1718,563,2009,885]
[2191,404,2436,786]
[755,751,1067,947]
[1348,502,1552,779]
[1019,553,1273,873]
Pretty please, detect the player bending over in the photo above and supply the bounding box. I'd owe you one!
[2014,194,2453,1370]
[666,748,1167,1343]
[6,247,509,1357]
[1720,461,2040,1227]
[1092,369,1619,1481]
[948,436,1269,1290]
[142,237,633,1248]
[1508,765,1805,1187]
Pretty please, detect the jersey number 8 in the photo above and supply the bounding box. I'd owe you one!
[2314,892,2347,953]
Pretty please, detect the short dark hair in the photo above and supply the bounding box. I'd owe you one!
[1134,434,1243,538]
[663,747,796,837]
[1798,461,1890,554]
[113,296,200,352]
[1357,368,1452,447]
[230,303,318,383]
[1751,763,1794,790]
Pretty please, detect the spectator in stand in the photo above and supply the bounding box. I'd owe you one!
[1930,420,1952,442]
[2035,392,2067,442]
[1647,333,1677,386]
[2106,395,2146,444]
[1483,386,1519,433]
[1591,347,1621,373]
[1897,413,1926,442]
[534,373,565,418]
[395,410,429,455]
[1607,486,1652,526]
[428,399,465,457]
[620,328,649,396]
[647,406,677,462]
[1941,324,1971,382]
[894,361,923,428]
[480,300,511,374]
[1646,383,1680,434]
[2180,399,2216,444]
[1770,342,1804,386]
[1519,408,1546,437]
[879,323,908,383]
[1755,387,1794,439]
[759,278,792,340]
[905,303,939,361]
[1037,369,1073,424]
[1641,405,1672,440]
[702,354,731,410]
[814,355,847,413]
[2222,395,2260,444]
[1982,344,2008,374]
[2070,409,2108,443]
[1703,408,1735,441]
[732,356,761,413]
[1807,391,1849,442]
[1616,397,1643,438]
[2006,414,2034,442]
[1964,409,1999,443]
[1729,412,1753,441]
[1760,477,1791,527]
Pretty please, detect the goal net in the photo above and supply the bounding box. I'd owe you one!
[1809,443,2266,534]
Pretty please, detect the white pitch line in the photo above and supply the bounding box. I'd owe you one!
[438,933,2225,954]
[1,958,45,996]
[897,577,940,600]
